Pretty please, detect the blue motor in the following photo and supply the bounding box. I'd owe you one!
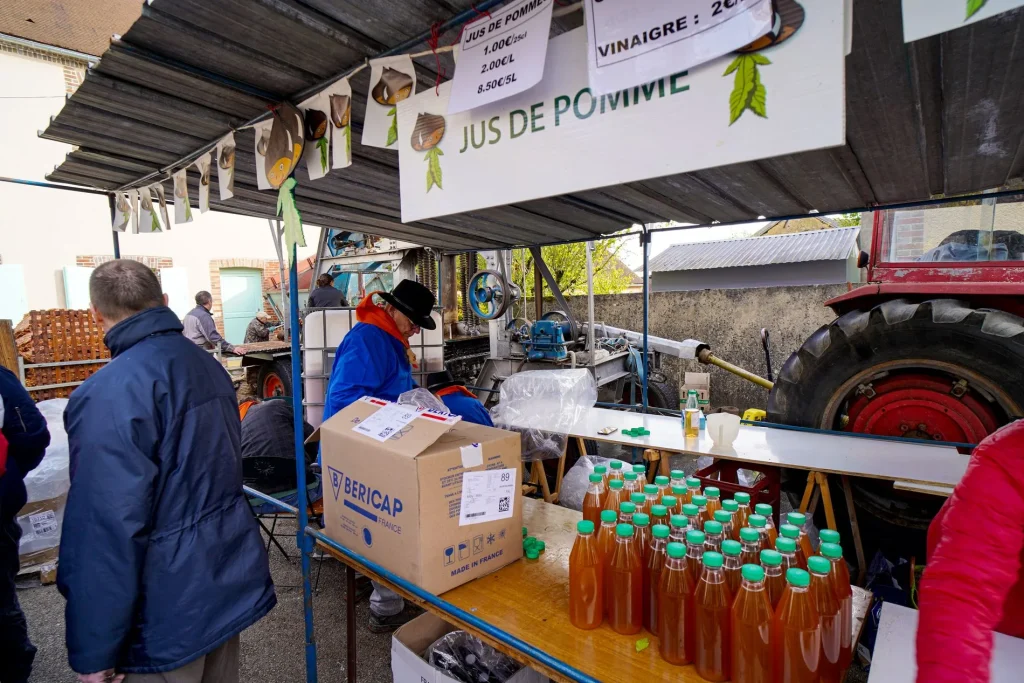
[525,319,571,361]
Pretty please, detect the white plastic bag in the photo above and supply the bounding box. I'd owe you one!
[17,399,70,565]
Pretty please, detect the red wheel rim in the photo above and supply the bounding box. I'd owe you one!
[262,373,285,399]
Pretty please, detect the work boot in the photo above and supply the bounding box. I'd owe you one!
[367,604,423,633]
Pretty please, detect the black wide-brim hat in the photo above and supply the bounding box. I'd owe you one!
[377,279,437,330]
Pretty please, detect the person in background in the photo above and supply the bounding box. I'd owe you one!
[307,273,348,309]
[239,398,317,495]
[183,290,246,355]
[0,366,50,683]
[915,420,1024,683]
[59,260,275,683]
[426,370,493,427]
[243,311,273,345]
[322,279,435,632]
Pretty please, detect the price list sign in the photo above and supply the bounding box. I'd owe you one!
[447,0,554,115]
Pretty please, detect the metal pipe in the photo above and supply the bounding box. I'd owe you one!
[585,241,595,366]
[641,229,650,412]
[697,348,774,390]
[0,176,109,195]
[108,193,121,258]
[243,485,299,515]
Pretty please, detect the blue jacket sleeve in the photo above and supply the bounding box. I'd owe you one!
[0,365,50,475]
[323,329,396,420]
[58,389,159,675]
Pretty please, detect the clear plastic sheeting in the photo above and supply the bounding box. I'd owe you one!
[427,630,543,683]
[489,370,597,462]
[17,399,70,567]
[558,455,630,512]
[398,387,449,415]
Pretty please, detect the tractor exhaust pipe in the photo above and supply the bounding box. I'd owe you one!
[698,348,775,390]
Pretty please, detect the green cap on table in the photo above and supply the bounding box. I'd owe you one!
[577,520,595,534]
[808,556,831,574]
[734,492,751,504]
[755,503,773,517]
[779,523,800,539]
[633,464,646,474]
[671,469,685,479]
[655,475,670,486]
[588,473,603,483]
[819,529,841,545]
[616,523,634,537]
[652,524,671,539]
[683,503,699,516]
[702,551,724,568]
[704,486,721,499]
[610,461,623,470]
[651,504,669,518]
[704,520,723,535]
[820,542,843,559]
[748,514,767,528]
[600,510,617,523]
[760,549,782,567]
[721,539,742,557]
[714,510,732,524]
[686,477,701,488]
[634,513,651,527]
[740,527,760,543]
[686,529,706,545]
[608,479,624,490]
[691,495,707,507]
[786,568,811,587]
[525,548,540,560]
[787,511,807,526]
[667,542,686,559]
[624,471,638,482]
[670,514,687,528]
[620,502,636,514]
[722,499,739,512]
[776,537,797,553]
[630,493,646,505]
[742,564,765,582]
[644,484,659,495]
[594,465,607,474]
[522,526,528,538]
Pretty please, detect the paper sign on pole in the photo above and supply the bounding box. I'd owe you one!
[902,0,1024,42]
[583,0,774,95]
[446,0,554,115]
[362,55,417,149]
[398,1,843,224]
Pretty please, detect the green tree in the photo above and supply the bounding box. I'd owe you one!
[835,212,861,227]
[508,236,635,301]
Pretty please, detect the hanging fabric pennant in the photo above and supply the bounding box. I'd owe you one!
[128,188,139,234]
[326,79,353,170]
[215,132,236,200]
[277,177,305,266]
[138,187,162,233]
[194,152,212,212]
[362,55,416,149]
[153,182,172,231]
[173,169,193,224]
[112,192,131,231]
[253,119,274,190]
[299,92,331,181]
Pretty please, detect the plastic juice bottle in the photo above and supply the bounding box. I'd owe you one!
[779,524,808,570]
[819,528,840,553]
[820,542,853,672]
[630,492,648,518]
[683,503,702,532]
[569,520,603,630]
[692,495,710,529]
[655,475,671,497]
[651,503,670,529]
[739,527,762,566]
[623,471,640,498]
[721,539,744,596]
[731,564,774,683]
[608,459,625,482]
[686,476,703,504]
[603,479,626,516]
[787,512,815,562]
[760,549,785,609]
[659,541,696,665]
[776,537,799,574]
[684,389,701,438]
[722,499,740,540]
[582,474,605,528]
[633,513,652,564]
[734,492,752,528]
[747,514,771,552]
[670,486,688,513]
[685,529,706,582]
[754,504,777,547]
[607,524,643,635]
[704,520,725,554]
[705,486,722,518]
[618,501,636,526]
[645,524,670,633]
[597,509,618,568]
[695,551,732,682]
[643,484,660,515]
[774,568,820,683]
[809,556,842,682]
[670,468,687,490]
[632,463,648,489]
[594,464,609,490]
[669,514,688,543]
[714,509,735,543]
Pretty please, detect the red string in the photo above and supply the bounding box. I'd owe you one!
[451,4,493,47]
[426,21,445,96]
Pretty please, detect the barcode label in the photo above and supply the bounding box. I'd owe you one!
[29,510,58,536]
[459,468,517,526]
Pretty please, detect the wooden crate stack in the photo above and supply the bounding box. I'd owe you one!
[15,310,110,400]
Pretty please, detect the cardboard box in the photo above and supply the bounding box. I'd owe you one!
[681,372,711,408]
[392,612,547,683]
[313,397,523,595]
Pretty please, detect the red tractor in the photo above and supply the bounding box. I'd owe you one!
[768,196,1024,526]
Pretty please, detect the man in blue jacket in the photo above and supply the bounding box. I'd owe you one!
[0,365,50,683]
[58,259,276,683]
[425,370,494,427]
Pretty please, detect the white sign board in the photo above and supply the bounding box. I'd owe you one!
[447,0,554,114]
[398,1,844,224]
[584,0,774,95]
[362,55,417,149]
[902,0,1024,42]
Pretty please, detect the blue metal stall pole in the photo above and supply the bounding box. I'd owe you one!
[289,243,318,683]
[108,194,121,258]
[641,228,650,412]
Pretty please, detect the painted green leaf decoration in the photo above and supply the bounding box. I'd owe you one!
[726,54,770,125]
[723,56,743,76]
[344,125,351,157]
[966,0,988,20]
[635,637,650,653]
[386,107,398,147]
[276,177,305,265]
[750,54,772,66]
[184,196,193,222]
[151,211,162,232]
[425,147,443,192]
[317,136,329,172]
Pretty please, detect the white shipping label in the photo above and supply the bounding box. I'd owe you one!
[459,468,516,526]
[353,403,423,442]
[29,510,58,536]
[460,443,484,468]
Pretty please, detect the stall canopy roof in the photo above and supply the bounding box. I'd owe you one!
[41,1,1024,252]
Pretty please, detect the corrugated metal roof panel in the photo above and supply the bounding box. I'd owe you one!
[649,227,860,273]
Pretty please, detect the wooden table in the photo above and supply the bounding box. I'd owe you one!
[318,498,872,683]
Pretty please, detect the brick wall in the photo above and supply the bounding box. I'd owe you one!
[208,258,281,336]
[76,255,174,270]
[890,209,925,260]
[0,37,90,94]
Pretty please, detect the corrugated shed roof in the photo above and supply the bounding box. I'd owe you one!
[650,226,860,273]
[0,0,142,56]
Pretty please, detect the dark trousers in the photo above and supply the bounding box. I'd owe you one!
[0,519,35,683]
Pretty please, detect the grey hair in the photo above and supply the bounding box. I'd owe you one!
[89,259,164,321]
[195,290,213,306]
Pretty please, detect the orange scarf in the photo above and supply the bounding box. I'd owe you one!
[356,292,418,368]
[435,385,478,400]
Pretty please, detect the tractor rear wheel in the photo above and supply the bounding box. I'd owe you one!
[256,359,293,400]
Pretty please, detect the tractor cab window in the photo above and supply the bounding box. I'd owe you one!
[880,194,1024,263]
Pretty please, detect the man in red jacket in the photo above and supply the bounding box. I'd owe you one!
[916,420,1024,682]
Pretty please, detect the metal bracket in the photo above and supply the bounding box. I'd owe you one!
[950,378,968,398]
[856,383,877,400]
[528,246,580,338]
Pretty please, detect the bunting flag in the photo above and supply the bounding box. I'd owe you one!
[277,177,305,266]
[153,182,171,231]
[253,119,274,190]
[299,91,331,181]
[362,55,416,149]
[215,132,236,200]
[194,152,212,212]
[173,169,193,224]
[326,78,353,170]
[112,192,130,231]
[128,188,139,234]
[138,187,162,233]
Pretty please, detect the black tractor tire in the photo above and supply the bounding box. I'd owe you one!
[624,376,680,412]
[256,359,293,400]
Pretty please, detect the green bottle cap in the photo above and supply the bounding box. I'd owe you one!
[704,520,723,535]
[588,473,603,483]
[651,504,669,518]
[682,504,699,516]
[634,513,651,527]
[702,551,724,568]
[742,564,765,582]
[819,542,843,559]
[671,485,687,497]
[734,492,751,504]
[808,556,831,574]
[577,520,595,534]
[722,499,739,512]
[658,498,676,511]
[714,510,732,523]
[704,486,721,499]
[522,526,528,538]
[630,493,646,505]
[537,540,546,552]
[787,512,807,526]
[755,503,773,517]
[691,495,707,507]
[786,568,811,587]
[600,509,617,523]
[526,536,537,546]
[644,484,659,495]
[525,548,539,560]
[666,542,686,559]
[721,539,742,557]
[740,527,760,543]
[748,514,767,528]
[760,549,782,567]
[819,529,841,545]
[670,514,687,528]
[652,524,671,539]
[620,502,636,514]
[779,523,800,539]
[775,537,797,553]
[633,464,646,473]
[610,461,623,470]
[616,523,634,537]
[685,530,706,545]
[655,476,670,486]
[608,479,624,490]
[671,469,685,479]
[624,471,638,481]
[594,465,607,474]
[688,389,698,395]
[686,477,701,488]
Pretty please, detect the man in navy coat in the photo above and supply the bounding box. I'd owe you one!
[58,259,275,683]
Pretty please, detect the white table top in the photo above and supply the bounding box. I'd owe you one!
[508,406,968,488]
[869,602,1024,682]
